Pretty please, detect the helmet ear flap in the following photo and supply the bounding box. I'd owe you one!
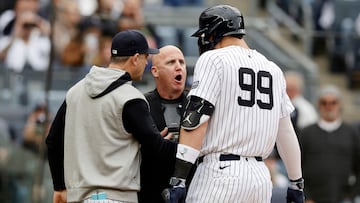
[197,34,213,55]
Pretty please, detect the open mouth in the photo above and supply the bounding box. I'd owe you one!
[175,75,182,81]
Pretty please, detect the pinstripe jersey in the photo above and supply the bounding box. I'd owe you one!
[188,45,294,158]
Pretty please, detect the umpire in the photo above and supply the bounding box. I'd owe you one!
[46,30,177,203]
[139,45,189,203]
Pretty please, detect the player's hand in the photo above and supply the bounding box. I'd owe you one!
[53,190,66,203]
[286,178,305,203]
[287,188,304,203]
[161,177,186,203]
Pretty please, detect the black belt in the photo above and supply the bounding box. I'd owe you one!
[197,154,263,165]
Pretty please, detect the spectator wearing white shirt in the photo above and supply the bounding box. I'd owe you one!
[0,0,50,72]
[285,70,318,133]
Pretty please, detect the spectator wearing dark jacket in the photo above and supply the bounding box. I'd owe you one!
[299,85,360,203]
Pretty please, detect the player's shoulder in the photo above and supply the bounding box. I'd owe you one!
[199,48,220,59]
[195,49,221,67]
[197,46,239,63]
[254,51,283,73]
[247,51,281,73]
[251,49,273,62]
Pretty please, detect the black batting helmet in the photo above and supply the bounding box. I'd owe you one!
[192,5,246,55]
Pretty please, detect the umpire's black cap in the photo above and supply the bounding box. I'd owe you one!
[111,29,159,57]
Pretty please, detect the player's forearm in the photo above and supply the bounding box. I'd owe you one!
[277,141,302,180]
[276,116,303,180]
[123,99,177,156]
[46,100,66,190]
[170,121,209,181]
[179,121,208,150]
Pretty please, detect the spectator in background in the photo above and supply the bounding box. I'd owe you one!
[118,0,144,31]
[60,27,87,68]
[0,0,50,106]
[120,0,158,68]
[0,117,14,142]
[114,0,159,48]
[53,0,82,65]
[310,0,332,56]
[60,15,103,69]
[92,34,112,67]
[139,45,188,203]
[153,0,202,57]
[22,102,52,155]
[0,0,40,36]
[93,0,122,25]
[0,126,14,202]
[0,0,51,72]
[92,1,121,30]
[91,0,157,68]
[79,16,103,66]
[299,85,360,203]
[92,0,144,32]
[285,70,318,133]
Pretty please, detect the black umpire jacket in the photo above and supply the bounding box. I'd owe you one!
[138,89,188,203]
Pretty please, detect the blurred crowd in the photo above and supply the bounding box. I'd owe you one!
[0,0,150,73]
[275,0,360,88]
[0,0,203,202]
[272,1,360,202]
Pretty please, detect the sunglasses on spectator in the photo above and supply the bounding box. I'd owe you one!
[319,99,338,106]
[23,22,37,29]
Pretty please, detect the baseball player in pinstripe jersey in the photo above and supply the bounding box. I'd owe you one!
[162,4,305,203]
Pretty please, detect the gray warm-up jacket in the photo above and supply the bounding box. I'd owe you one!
[46,66,177,203]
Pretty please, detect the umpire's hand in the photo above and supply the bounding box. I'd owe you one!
[161,177,186,203]
[286,178,305,203]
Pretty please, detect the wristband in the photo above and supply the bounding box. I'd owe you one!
[173,158,193,179]
[289,177,304,191]
[176,144,200,164]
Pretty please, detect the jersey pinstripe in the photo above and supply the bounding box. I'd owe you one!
[186,45,294,203]
[187,155,272,203]
[188,45,294,158]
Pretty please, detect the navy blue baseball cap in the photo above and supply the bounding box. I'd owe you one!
[111,30,159,57]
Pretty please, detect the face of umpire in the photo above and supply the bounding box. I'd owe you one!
[151,45,187,100]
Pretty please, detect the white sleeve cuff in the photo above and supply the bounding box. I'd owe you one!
[176,144,200,164]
